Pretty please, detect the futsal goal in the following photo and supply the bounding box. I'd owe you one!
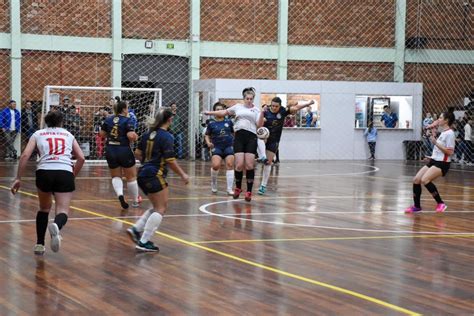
[41,86,162,161]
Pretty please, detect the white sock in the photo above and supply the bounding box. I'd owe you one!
[226,170,234,190]
[211,168,219,186]
[127,180,139,202]
[257,139,266,159]
[140,212,163,243]
[111,177,123,197]
[134,208,153,232]
[262,164,272,186]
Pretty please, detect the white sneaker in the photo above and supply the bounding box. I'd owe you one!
[227,189,234,196]
[211,181,218,193]
[131,201,140,208]
[34,244,45,255]
[48,223,62,253]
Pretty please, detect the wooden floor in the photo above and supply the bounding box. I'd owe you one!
[0,160,473,315]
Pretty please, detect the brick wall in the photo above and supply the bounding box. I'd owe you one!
[288,61,394,81]
[0,50,10,108]
[406,0,473,50]
[21,51,111,102]
[0,0,9,33]
[405,63,474,114]
[288,0,396,47]
[21,0,111,37]
[200,58,278,79]
[201,0,278,43]
[122,0,189,40]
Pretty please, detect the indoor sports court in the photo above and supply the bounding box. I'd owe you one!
[0,0,473,315]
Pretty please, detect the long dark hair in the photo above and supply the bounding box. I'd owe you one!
[442,107,455,126]
[114,96,127,115]
[150,107,174,131]
[44,110,64,127]
[271,97,282,105]
[368,121,374,133]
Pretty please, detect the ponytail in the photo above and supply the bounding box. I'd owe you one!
[442,107,455,126]
[150,107,174,131]
[242,87,256,98]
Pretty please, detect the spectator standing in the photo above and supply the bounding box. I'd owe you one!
[422,112,434,156]
[21,101,39,140]
[170,102,184,159]
[464,119,473,165]
[1,100,21,160]
[364,121,377,160]
[381,105,398,128]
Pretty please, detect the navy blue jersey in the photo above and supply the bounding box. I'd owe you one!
[206,119,234,148]
[101,115,135,146]
[138,129,175,178]
[264,107,288,143]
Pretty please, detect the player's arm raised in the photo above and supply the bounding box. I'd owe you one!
[288,100,314,115]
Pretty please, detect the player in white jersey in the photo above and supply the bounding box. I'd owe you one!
[405,108,456,214]
[10,111,85,255]
[204,87,264,201]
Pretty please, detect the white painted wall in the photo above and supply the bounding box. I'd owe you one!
[194,79,423,160]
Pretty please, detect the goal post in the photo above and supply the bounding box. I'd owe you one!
[41,85,162,161]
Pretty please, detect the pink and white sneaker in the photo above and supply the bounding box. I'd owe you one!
[404,205,422,213]
[435,203,447,213]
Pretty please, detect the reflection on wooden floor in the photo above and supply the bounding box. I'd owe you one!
[0,161,473,315]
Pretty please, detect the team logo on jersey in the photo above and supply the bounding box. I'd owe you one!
[149,131,157,140]
[277,113,282,119]
[113,117,120,124]
[224,123,229,128]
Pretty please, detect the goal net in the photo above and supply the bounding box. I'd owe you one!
[41,86,162,161]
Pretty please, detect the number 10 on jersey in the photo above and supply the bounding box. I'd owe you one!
[47,138,65,155]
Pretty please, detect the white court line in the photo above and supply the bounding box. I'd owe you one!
[2,194,473,225]
[198,198,474,235]
[0,163,380,181]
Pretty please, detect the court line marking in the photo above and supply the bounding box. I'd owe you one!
[199,199,474,235]
[366,175,474,191]
[2,206,474,225]
[68,193,470,203]
[194,234,474,244]
[0,163,380,181]
[0,185,419,316]
[374,161,474,173]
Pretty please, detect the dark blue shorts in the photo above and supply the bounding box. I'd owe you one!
[105,146,136,169]
[137,175,168,195]
[266,141,279,154]
[211,145,234,158]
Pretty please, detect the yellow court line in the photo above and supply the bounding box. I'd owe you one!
[195,234,474,244]
[0,185,420,316]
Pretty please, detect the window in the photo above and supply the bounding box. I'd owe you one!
[261,93,321,128]
[355,95,413,129]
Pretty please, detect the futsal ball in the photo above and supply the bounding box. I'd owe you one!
[256,127,270,139]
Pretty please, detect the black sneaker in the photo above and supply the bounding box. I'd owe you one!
[118,195,129,209]
[127,227,141,244]
[136,241,159,252]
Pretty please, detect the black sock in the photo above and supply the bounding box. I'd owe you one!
[413,183,422,208]
[425,182,443,204]
[54,213,68,230]
[235,170,243,189]
[246,169,255,192]
[36,211,49,245]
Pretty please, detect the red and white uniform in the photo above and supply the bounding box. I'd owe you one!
[33,128,75,172]
[431,129,455,162]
